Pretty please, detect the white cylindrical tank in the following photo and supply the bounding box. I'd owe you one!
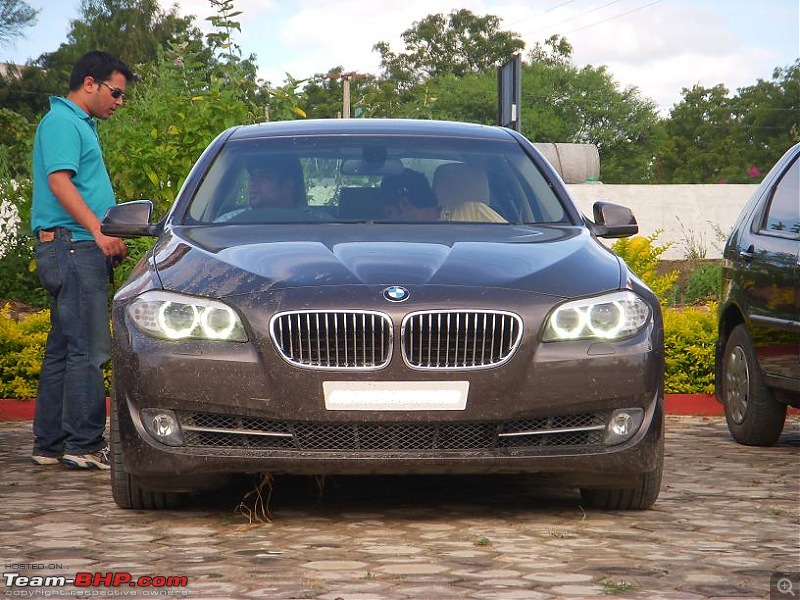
[534,143,600,184]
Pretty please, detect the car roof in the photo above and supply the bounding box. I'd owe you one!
[226,118,518,142]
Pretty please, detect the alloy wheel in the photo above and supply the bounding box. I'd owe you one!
[724,345,749,424]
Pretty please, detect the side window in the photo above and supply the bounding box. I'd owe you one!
[762,156,799,236]
[212,166,249,219]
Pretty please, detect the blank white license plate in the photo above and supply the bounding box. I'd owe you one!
[323,381,469,411]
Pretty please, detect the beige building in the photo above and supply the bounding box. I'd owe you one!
[0,62,24,78]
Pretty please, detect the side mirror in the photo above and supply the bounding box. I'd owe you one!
[588,201,638,238]
[101,200,161,238]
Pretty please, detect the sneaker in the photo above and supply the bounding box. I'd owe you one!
[61,447,110,470]
[31,454,62,466]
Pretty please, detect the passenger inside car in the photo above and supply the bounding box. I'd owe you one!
[380,168,441,221]
[381,167,507,223]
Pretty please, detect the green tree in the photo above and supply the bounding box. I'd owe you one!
[263,73,309,121]
[0,108,33,179]
[0,0,38,46]
[374,9,524,86]
[521,36,664,183]
[424,72,496,123]
[658,61,799,183]
[68,0,200,67]
[522,37,589,143]
[733,60,800,176]
[659,84,739,183]
[0,63,61,120]
[303,69,347,119]
[570,66,665,183]
[204,0,260,90]
[303,68,381,119]
[370,31,663,182]
[303,67,406,119]
[0,0,205,124]
[99,6,262,220]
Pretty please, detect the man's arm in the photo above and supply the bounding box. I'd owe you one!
[48,170,127,258]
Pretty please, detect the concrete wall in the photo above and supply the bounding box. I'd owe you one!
[566,183,757,259]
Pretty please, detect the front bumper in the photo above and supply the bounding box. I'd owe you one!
[116,389,663,485]
[112,344,664,489]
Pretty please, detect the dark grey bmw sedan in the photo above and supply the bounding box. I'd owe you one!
[102,119,665,510]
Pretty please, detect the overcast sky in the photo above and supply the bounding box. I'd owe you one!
[3,0,798,114]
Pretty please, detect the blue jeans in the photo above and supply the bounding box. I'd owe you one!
[33,231,111,455]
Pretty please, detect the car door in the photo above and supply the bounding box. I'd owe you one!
[737,151,800,391]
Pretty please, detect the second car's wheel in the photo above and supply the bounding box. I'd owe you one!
[110,396,183,510]
[721,323,786,446]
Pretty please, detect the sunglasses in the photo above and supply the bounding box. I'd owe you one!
[98,80,127,101]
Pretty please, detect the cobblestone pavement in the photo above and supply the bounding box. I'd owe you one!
[1,416,798,600]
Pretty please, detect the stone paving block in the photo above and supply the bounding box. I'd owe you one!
[0,416,797,599]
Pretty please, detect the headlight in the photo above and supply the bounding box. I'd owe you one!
[542,290,651,341]
[127,291,247,341]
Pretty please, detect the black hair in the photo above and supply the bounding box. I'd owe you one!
[380,168,437,209]
[248,155,308,207]
[69,50,134,91]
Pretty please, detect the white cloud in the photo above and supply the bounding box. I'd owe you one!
[518,1,792,112]
[251,0,494,83]
[566,4,738,63]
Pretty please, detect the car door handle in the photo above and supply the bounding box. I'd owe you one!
[738,245,756,262]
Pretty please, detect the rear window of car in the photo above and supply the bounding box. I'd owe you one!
[183,135,570,226]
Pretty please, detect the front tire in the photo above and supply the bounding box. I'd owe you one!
[720,324,786,446]
[110,395,183,509]
[580,437,664,511]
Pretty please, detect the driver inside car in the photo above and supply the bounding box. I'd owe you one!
[216,156,307,222]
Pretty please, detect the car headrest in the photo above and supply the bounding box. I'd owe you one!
[433,162,490,207]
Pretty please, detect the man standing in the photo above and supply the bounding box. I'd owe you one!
[30,50,132,469]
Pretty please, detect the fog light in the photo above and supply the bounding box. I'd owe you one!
[141,409,184,446]
[604,408,644,445]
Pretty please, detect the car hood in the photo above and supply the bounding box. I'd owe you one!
[149,224,624,299]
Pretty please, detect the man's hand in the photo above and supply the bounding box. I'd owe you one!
[94,230,127,259]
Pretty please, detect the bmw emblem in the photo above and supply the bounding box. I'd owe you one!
[383,285,410,302]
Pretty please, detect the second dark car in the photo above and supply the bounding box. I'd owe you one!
[716,142,800,445]
[102,119,665,510]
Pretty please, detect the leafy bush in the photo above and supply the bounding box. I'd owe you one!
[663,306,717,394]
[101,38,262,220]
[670,261,722,306]
[0,304,48,398]
[0,109,34,179]
[0,304,111,399]
[611,231,679,303]
[0,236,47,308]
[0,172,46,308]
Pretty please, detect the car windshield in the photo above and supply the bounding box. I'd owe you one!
[184,134,569,225]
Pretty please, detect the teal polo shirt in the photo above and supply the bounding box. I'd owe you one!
[31,96,116,241]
